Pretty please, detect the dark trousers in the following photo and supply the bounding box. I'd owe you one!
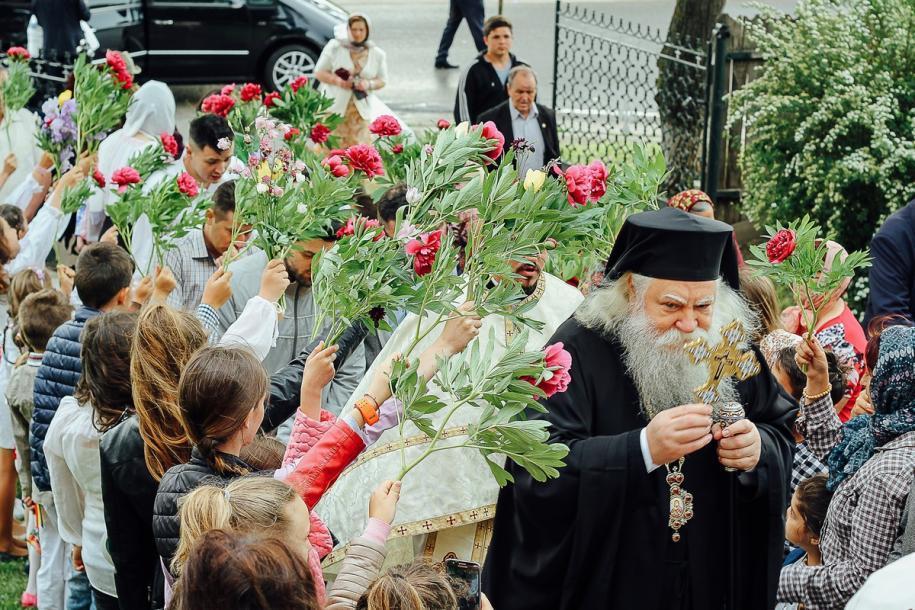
[436,0,485,62]
[91,588,120,610]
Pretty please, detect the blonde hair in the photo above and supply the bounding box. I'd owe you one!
[738,268,782,343]
[9,268,52,320]
[356,562,458,610]
[131,303,207,480]
[172,476,297,576]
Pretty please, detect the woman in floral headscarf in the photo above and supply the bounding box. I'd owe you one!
[781,240,867,421]
[666,189,745,267]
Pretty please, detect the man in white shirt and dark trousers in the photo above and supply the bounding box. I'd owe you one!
[477,66,561,175]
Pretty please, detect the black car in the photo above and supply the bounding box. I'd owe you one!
[1,0,346,89]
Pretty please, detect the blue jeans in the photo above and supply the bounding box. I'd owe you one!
[436,0,485,62]
[66,567,94,610]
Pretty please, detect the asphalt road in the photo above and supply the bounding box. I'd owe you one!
[174,0,798,132]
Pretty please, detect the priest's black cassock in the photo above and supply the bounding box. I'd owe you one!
[481,208,797,610]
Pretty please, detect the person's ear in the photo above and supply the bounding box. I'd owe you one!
[116,285,131,306]
[204,208,215,225]
[810,536,820,546]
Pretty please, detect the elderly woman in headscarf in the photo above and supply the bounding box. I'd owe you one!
[77,80,176,244]
[780,240,867,421]
[313,13,406,146]
[779,324,915,609]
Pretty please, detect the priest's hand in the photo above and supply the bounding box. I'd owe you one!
[645,404,714,465]
[712,419,761,471]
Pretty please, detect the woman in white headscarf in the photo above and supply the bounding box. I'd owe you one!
[77,80,176,243]
[314,13,409,146]
[0,69,41,204]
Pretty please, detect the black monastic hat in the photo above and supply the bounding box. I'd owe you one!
[604,207,740,289]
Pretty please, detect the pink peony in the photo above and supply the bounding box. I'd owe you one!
[344,144,384,178]
[478,121,505,162]
[368,115,401,137]
[111,167,141,193]
[562,165,592,206]
[201,94,235,117]
[176,172,199,197]
[290,75,309,93]
[6,47,30,61]
[160,133,178,158]
[310,123,330,144]
[331,164,350,178]
[263,91,281,108]
[587,160,608,201]
[322,154,351,178]
[436,118,451,130]
[221,84,236,96]
[405,230,442,276]
[337,216,382,240]
[523,342,573,398]
[239,82,262,102]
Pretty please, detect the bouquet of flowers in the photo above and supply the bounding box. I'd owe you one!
[72,51,133,156]
[35,91,78,175]
[106,168,207,274]
[265,75,342,158]
[201,83,265,161]
[367,114,429,189]
[1,47,35,142]
[749,216,871,340]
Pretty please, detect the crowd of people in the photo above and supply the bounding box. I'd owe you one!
[0,6,912,610]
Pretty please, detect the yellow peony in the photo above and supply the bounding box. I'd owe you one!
[523,169,546,192]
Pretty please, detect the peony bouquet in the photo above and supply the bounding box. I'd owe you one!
[266,75,342,159]
[749,216,870,340]
[1,47,35,144]
[72,51,133,156]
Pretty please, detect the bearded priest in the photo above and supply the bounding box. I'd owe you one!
[482,207,797,610]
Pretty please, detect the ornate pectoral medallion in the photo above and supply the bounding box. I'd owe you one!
[665,458,693,542]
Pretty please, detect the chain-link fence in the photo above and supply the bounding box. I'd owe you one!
[552,2,712,193]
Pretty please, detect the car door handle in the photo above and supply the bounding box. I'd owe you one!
[153,19,174,25]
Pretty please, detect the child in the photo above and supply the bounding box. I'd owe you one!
[30,241,133,610]
[776,473,833,610]
[45,312,137,610]
[5,288,72,607]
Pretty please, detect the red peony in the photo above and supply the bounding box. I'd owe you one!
[391,144,404,154]
[587,160,608,201]
[337,216,383,240]
[264,91,281,108]
[113,68,133,90]
[284,127,301,141]
[201,94,235,117]
[322,154,351,178]
[478,121,505,161]
[436,118,451,130]
[344,144,384,178]
[92,169,105,188]
[405,230,442,276]
[766,229,797,264]
[176,172,199,197]
[310,123,330,144]
[336,217,357,239]
[111,167,141,193]
[368,115,401,137]
[221,84,236,96]
[289,76,309,93]
[6,47,30,61]
[562,165,592,206]
[105,50,127,74]
[331,164,350,178]
[160,133,178,158]
[240,82,262,102]
[523,342,573,398]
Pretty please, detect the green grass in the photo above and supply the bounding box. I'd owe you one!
[0,558,27,609]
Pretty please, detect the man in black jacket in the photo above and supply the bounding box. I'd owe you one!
[454,15,526,124]
[478,66,560,175]
[864,198,915,329]
[30,0,90,61]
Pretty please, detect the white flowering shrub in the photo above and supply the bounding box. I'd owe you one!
[730,0,915,309]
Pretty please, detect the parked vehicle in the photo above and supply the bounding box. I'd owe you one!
[0,0,346,90]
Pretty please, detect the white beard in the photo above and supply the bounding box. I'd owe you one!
[576,276,756,418]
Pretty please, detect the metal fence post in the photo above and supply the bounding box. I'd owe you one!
[552,0,561,109]
[703,23,730,200]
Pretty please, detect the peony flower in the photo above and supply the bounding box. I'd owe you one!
[336,217,357,238]
[92,169,105,188]
[271,186,284,197]
[160,133,179,158]
[523,169,546,192]
[110,167,141,193]
[176,172,199,197]
[561,165,591,206]
[310,123,330,144]
[405,230,442,276]
[297,203,308,214]
[587,160,608,201]
[368,115,401,137]
[256,183,269,194]
[221,84,236,96]
[331,164,350,178]
[290,75,309,93]
[369,306,386,326]
[284,127,301,141]
[263,91,281,108]
[294,172,306,183]
[6,46,30,61]
[391,144,404,154]
[405,186,421,205]
[436,118,451,130]
[766,229,797,264]
[454,122,470,137]
[478,121,505,161]
[422,144,434,156]
[344,144,384,178]
[105,50,127,74]
[201,94,235,117]
[523,342,573,398]
[239,82,262,102]
[57,89,72,107]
